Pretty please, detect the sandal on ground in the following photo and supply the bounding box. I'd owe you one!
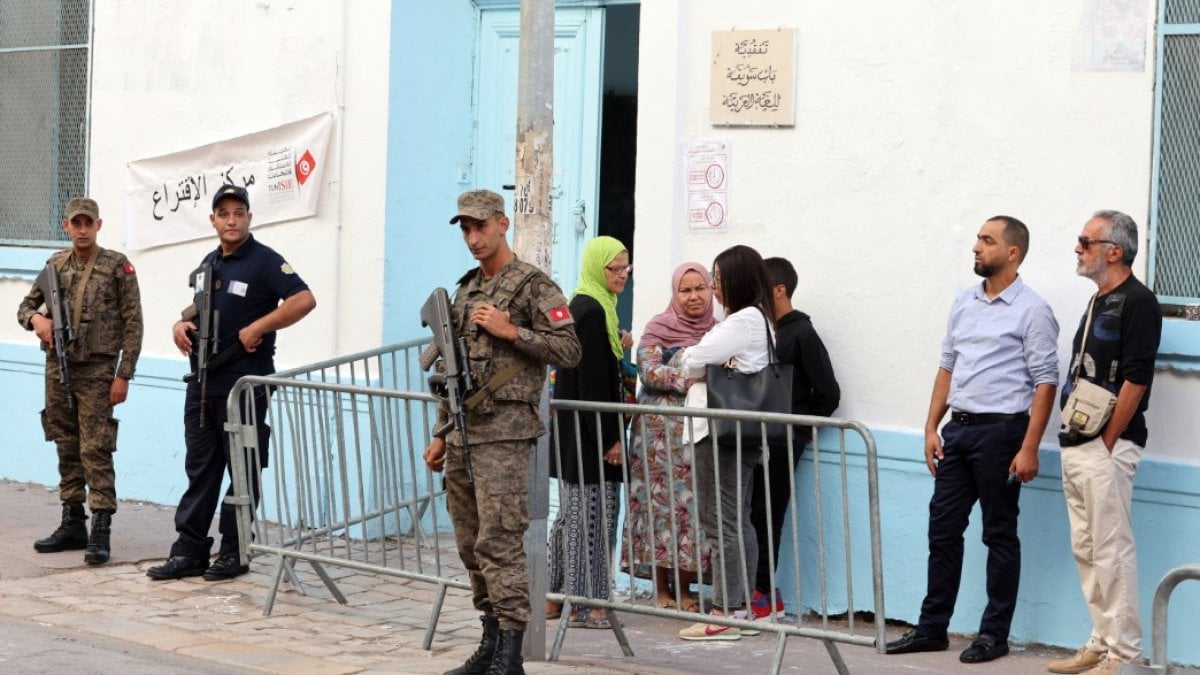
[657,595,677,610]
[545,601,562,619]
[567,608,616,629]
[681,596,701,613]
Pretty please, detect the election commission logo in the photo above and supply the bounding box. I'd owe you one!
[296,150,316,186]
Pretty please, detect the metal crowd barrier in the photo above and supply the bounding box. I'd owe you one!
[545,399,883,675]
[224,351,883,673]
[1122,563,1200,675]
[224,374,470,650]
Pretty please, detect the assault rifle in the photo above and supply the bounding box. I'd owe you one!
[419,287,475,483]
[184,261,219,426]
[34,262,74,408]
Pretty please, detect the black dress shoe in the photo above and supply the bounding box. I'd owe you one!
[146,555,209,580]
[960,636,1009,663]
[203,554,250,581]
[885,629,950,654]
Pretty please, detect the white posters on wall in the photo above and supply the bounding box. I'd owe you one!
[686,139,730,230]
[123,112,333,250]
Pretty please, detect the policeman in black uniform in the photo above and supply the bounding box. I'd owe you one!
[147,185,316,581]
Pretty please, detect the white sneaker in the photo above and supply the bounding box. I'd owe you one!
[731,609,761,636]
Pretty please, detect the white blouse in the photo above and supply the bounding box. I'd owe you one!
[680,306,773,377]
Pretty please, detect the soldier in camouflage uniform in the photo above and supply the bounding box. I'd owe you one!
[424,189,581,675]
[16,197,144,565]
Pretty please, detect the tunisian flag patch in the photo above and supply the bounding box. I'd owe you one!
[544,303,573,328]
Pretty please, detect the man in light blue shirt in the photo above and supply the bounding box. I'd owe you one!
[887,216,1059,664]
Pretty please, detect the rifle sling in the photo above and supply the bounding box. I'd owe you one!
[68,248,101,335]
[464,363,525,411]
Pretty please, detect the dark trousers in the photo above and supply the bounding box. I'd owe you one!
[170,387,270,559]
[917,417,1026,642]
[750,429,809,593]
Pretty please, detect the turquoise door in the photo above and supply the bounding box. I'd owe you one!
[475,7,605,295]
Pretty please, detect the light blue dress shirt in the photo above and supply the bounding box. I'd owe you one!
[941,276,1059,415]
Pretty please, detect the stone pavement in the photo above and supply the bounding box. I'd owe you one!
[0,480,1074,673]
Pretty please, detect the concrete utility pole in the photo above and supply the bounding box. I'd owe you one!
[514,0,554,663]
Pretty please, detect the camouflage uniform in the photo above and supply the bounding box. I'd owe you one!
[439,258,580,629]
[17,248,144,512]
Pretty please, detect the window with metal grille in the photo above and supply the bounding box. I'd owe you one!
[1150,0,1200,304]
[0,1,89,247]
[1150,0,1200,368]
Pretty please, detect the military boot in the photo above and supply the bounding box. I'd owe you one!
[84,510,112,565]
[443,614,499,675]
[33,503,88,553]
[484,628,524,675]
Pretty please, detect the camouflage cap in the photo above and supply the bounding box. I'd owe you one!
[449,189,505,224]
[64,197,100,221]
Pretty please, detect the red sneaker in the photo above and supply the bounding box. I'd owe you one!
[751,589,785,619]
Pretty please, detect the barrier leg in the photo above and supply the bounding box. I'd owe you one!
[263,554,288,616]
[282,557,309,596]
[422,583,449,650]
[822,639,850,675]
[605,608,634,657]
[770,632,788,675]
[308,559,348,605]
[548,599,574,661]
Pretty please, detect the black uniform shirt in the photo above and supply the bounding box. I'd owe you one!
[189,234,309,397]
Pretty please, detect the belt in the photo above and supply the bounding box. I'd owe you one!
[950,411,1028,426]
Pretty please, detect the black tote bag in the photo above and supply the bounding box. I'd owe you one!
[706,308,793,449]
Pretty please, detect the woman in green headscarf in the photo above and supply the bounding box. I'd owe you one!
[547,235,632,628]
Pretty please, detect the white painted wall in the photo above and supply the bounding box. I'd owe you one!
[0,0,391,366]
[634,0,1200,464]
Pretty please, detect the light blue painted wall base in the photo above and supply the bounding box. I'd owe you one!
[1,342,190,507]
[782,426,1200,664]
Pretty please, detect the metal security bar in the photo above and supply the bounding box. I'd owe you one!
[225,375,464,650]
[547,400,884,675]
[0,0,90,245]
[1121,563,1200,675]
[224,345,883,673]
[1150,1,1200,302]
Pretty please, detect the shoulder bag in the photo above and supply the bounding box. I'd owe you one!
[706,308,794,449]
[1061,294,1118,438]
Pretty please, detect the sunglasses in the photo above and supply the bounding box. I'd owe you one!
[1077,236,1115,248]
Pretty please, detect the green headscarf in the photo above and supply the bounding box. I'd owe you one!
[573,235,627,361]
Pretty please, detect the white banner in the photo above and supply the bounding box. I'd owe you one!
[123,112,333,250]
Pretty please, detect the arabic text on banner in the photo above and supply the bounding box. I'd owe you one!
[123,112,333,250]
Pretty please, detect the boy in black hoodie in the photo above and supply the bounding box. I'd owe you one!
[748,257,841,618]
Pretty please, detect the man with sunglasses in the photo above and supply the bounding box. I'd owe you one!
[1048,211,1161,675]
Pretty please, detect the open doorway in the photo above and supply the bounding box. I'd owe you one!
[596,3,639,336]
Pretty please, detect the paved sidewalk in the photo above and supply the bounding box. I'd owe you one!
[0,480,1072,673]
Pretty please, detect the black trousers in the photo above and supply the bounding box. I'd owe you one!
[917,417,1027,642]
[170,387,270,559]
[750,429,809,593]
